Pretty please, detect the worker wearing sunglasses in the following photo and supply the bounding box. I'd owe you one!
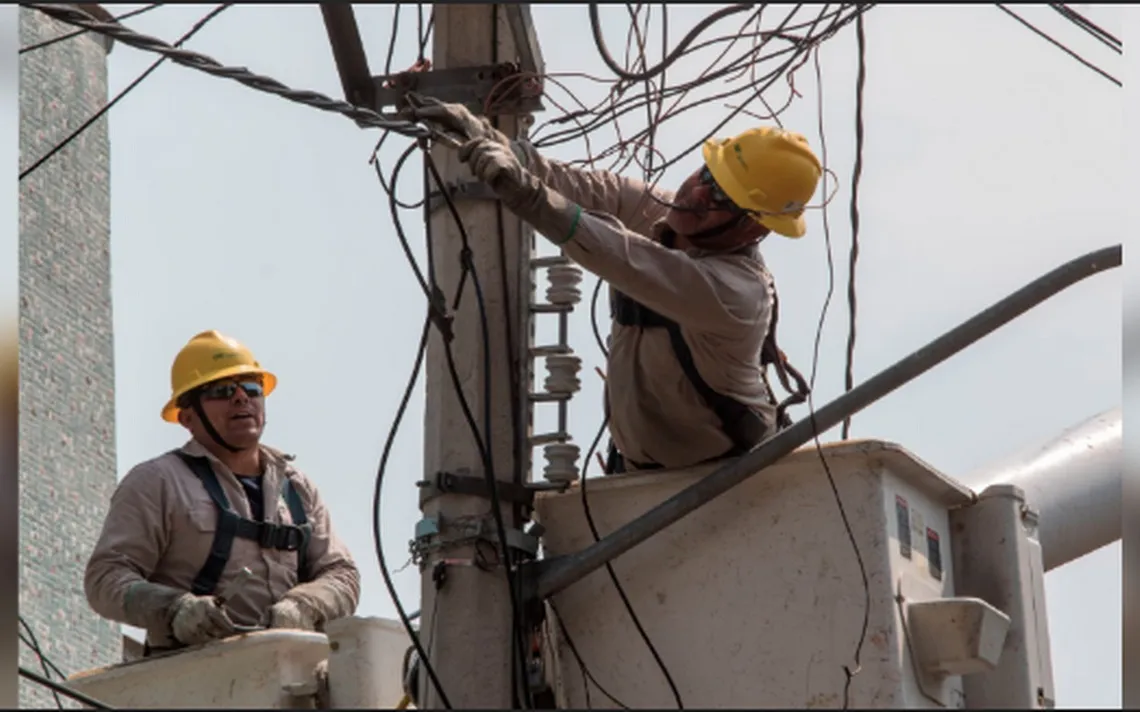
[85,330,360,656]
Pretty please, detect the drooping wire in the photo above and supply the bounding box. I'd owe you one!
[840,11,865,442]
[549,599,630,709]
[369,307,452,708]
[19,615,65,709]
[995,4,1120,86]
[20,4,233,181]
[575,406,683,707]
[588,3,756,83]
[19,2,162,54]
[807,45,871,711]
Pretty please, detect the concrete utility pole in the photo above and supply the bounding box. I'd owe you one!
[417,4,542,709]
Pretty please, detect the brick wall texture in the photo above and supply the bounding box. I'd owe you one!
[18,7,120,708]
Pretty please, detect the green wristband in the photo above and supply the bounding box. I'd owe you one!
[558,205,583,246]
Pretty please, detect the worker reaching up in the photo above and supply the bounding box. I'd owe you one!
[409,98,818,473]
[85,331,360,655]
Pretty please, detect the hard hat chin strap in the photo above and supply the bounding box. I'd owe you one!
[190,396,244,454]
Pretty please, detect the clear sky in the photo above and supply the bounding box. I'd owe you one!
[33,3,1125,707]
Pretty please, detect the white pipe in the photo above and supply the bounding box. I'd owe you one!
[971,408,1121,572]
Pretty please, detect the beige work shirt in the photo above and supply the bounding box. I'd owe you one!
[515,142,779,471]
[85,438,360,648]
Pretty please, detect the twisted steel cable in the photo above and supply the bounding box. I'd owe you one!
[24,3,436,137]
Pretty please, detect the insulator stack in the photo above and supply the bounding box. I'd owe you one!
[527,253,587,484]
[543,443,581,483]
[546,264,583,306]
[544,355,581,395]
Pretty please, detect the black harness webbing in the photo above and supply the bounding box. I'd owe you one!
[606,231,811,471]
[173,451,313,597]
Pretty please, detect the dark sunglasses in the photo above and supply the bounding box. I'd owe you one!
[200,380,265,401]
[698,166,742,211]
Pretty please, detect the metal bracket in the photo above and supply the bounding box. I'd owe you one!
[427,180,501,215]
[373,63,544,117]
[418,469,535,508]
[411,512,541,560]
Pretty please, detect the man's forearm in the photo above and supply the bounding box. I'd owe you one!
[283,563,361,627]
[120,580,186,633]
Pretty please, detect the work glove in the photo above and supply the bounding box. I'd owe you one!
[168,593,237,646]
[459,137,582,245]
[403,94,511,147]
[267,596,320,632]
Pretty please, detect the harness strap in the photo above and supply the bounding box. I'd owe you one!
[609,291,768,455]
[173,451,313,596]
[606,230,809,467]
[283,479,312,583]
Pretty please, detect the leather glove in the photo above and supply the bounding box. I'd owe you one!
[404,94,511,147]
[169,593,236,646]
[459,138,582,245]
[268,596,320,631]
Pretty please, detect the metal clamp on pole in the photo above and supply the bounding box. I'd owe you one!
[411,513,542,565]
[426,180,502,215]
[417,468,570,509]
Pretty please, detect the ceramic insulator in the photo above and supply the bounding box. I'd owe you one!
[546,264,583,305]
[543,442,580,483]
[544,355,581,395]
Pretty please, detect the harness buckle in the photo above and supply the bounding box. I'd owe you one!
[257,522,303,551]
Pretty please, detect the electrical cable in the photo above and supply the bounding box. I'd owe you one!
[1049,4,1121,53]
[18,667,113,710]
[840,11,865,442]
[574,408,683,708]
[421,146,535,709]
[548,599,630,709]
[19,615,65,709]
[20,3,232,182]
[370,309,453,708]
[24,4,439,136]
[588,3,756,83]
[807,45,870,711]
[996,4,1120,87]
[489,9,533,706]
[534,4,864,157]
[19,2,162,54]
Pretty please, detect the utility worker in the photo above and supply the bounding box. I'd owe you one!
[85,331,360,654]
[409,98,818,473]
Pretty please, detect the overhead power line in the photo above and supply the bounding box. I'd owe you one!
[23,4,436,137]
[996,4,1121,87]
[20,4,233,181]
[19,3,163,54]
[1049,4,1121,53]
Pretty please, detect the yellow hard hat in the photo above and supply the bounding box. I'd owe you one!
[702,126,823,238]
[161,330,277,423]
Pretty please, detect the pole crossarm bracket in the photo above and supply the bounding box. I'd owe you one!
[373,63,544,118]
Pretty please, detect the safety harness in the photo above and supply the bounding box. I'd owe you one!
[172,451,313,596]
[606,228,811,471]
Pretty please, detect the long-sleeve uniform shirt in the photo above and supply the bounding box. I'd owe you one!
[85,438,360,649]
[514,142,780,471]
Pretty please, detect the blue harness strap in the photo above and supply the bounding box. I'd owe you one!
[173,451,313,596]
